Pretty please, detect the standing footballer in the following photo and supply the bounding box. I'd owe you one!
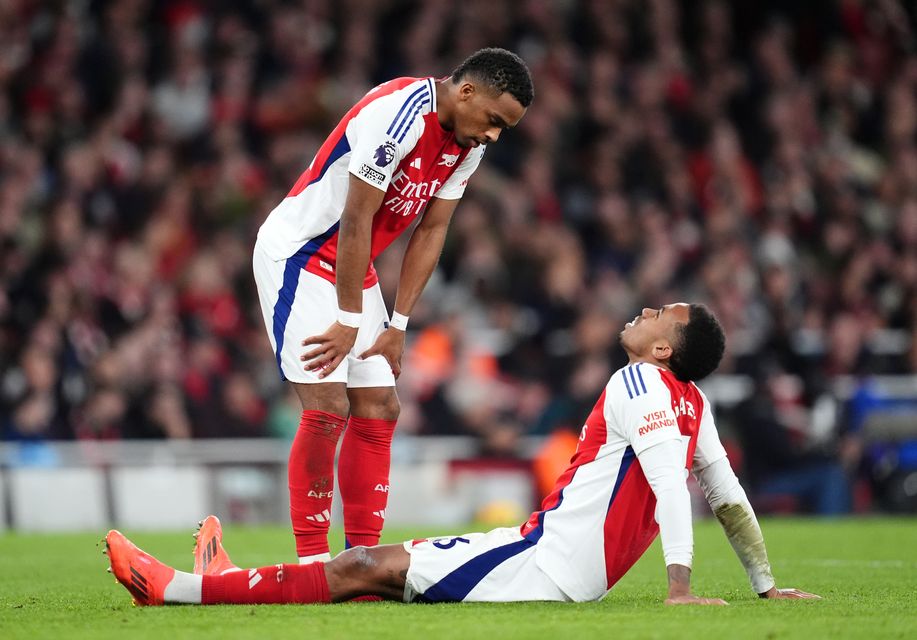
[252,48,533,563]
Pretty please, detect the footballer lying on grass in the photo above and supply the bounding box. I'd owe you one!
[104,303,819,606]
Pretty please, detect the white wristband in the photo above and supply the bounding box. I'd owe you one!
[337,309,362,328]
[389,311,409,331]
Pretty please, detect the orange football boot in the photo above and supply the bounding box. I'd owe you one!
[192,515,240,576]
[104,530,175,606]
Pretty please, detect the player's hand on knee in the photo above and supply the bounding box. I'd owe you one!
[301,322,358,378]
[359,329,405,378]
[664,594,729,606]
[759,587,821,600]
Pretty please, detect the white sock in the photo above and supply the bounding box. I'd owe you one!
[298,552,331,564]
[163,571,203,604]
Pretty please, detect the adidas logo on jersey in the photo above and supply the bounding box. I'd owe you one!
[409,157,421,170]
[305,509,331,523]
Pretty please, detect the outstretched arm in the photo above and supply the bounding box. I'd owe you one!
[359,196,459,377]
[694,458,819,600]
[638,440,728,606]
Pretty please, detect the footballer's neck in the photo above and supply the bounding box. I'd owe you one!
[435,78,456,132]
[626,353,672,372]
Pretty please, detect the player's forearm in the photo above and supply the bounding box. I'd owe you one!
[336,175,386,315]
[335,209,374,313]
[393,223,447,315]
[712,501,775,595]
[695,459,775,594]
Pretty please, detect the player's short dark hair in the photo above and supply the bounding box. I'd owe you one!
[451,47,534,107]
[668,304,725,382]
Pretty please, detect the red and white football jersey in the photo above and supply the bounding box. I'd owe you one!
[520,362,728,602]
[256,77,484,288]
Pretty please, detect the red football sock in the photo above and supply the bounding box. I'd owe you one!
[338,415,397,548]
[289,410,346,557]
[201,562,330,604]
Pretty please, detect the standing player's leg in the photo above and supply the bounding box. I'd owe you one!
[252,242,350,563]
[338,282,401,548]
[339,386,399,548]
[288,382,348,562]
[105,529,410,606]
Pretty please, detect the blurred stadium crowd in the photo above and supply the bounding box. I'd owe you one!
[1,0,917,513]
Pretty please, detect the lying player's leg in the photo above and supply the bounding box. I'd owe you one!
[403,528,570,603]
[193,516,408,601]
[324,545,409,601]
[104,529,410,606]
[105,523,570,606]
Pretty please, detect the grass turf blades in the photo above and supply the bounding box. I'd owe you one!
[0,518,914,639]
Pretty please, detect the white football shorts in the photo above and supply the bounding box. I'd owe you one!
[403,527,572,603]
[252,237,395,387]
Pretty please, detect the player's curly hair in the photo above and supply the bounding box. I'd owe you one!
[451,47,534,107]
[668,304,725,382]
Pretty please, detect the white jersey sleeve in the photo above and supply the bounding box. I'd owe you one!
[435,145,485,200]
[606,364,683,456]
[638,439,694,568]
[692,388,728,471]
[606,364,694,569]
[346,84,429,191]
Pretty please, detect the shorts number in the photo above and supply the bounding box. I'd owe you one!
[432,536,470,550]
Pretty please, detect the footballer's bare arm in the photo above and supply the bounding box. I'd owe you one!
[360,196,460,377]
[301,175,386,377]
[393,196,458,316]
[335,175,387,314]
[664,564,728,606]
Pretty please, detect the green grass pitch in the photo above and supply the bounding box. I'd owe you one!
[1,518,915,639]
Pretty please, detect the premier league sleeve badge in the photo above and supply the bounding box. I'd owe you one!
[374,141,397,167]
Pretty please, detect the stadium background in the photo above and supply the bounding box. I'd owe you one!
[1,0,917,534]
